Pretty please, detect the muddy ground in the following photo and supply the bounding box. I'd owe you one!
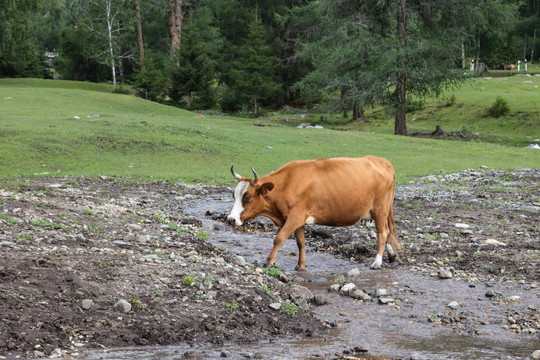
[0,168,538,359]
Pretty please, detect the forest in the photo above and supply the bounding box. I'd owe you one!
[1,0,539,134]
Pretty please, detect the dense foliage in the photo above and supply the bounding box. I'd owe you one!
[1,0,538,129]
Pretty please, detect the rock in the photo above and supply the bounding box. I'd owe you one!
[137,235,150,243]
[373,288,387,297]
[448,301,460,310]
[313,294,328,306]
[484,239,507,246]
[329,284,340,293]
[289,285,314,306]
[113,299,131,313]
[235,255,246,266]
[0,241,15,247]
[378,298,395,305]
[112,240,132,248]
[455,223,470,229]
[139,254,160,262]
[485,290,498,298]
[348,268,360,276]
[438,267,454,279]
[207,291,217,299]
[81,299,93,310]
[340,283,356,295]
[269,302,282,310]
[533,350,540,360]
[350,289,371,301]
[128,224,143,231]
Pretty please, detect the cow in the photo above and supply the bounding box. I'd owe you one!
[227,156,401,270]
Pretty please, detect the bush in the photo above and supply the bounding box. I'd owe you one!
[487,96,510,118]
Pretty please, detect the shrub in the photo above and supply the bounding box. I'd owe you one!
[487,96,510,118]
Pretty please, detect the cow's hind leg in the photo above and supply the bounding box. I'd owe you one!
[294,226,306,271]
[371,212,390,269]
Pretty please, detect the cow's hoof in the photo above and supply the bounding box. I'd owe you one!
[263,262,275,268]
[295,264,306,271]
[370,254,383,269]
[388,253,397,263]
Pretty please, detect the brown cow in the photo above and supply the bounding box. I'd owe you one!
[227,156,401,270]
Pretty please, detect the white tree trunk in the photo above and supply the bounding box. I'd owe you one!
[106,1,117,86]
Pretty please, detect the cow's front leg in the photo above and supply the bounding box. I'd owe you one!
[264,217,302,268]
[371,217,390,269]
[294,226,306,271]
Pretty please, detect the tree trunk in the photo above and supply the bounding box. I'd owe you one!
[135,0,145,72]
[105,1,117,86]
[475,27,481,71]
[168,0,183,66]
[395,0,408,136]
[461,40,466,69]
[341,89,348,118]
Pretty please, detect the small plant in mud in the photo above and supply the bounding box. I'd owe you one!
[280,301,298,318]
[182,275,196,286]
[260,285,275,295]
[153,214,165,223]
[130,295,148,309]
[30,219,70,231]
[87,223,106,236]
[262,267,282,278]
[97,261,113,269]
[0,213,19,225]
[154,290,163,297]
[168,222,179,231]
[196,229,210,240]
[84,209,94,217]
[204,275,213,283]
[337,275,346,287]
[16,234,32,241]
[223,300,239,312]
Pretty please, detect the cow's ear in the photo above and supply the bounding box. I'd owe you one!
[257,182,274,196]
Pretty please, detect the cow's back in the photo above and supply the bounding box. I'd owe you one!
[266,156,395,226]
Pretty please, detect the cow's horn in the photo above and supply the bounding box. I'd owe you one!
[251,166,259,185]
[231,166,242,180]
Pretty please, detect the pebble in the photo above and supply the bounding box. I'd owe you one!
[235,255,246,266]
[533,350,540,360]
[313,294,328,306]
[373,288,388,297]
[348,268,360,276]
[484,239,507,246]
[269,302,282,310]
[139,254,160,262]
[455,223,470,228]
[448,301,460,310]
[81,299,93,310]
[128,224,143,231]
[438,267,454,279]
[340,283,356,295]
[378,298,395,305]
[329,284,340,293]
[113,299,132,313]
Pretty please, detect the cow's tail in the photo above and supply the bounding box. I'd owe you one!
[387,179,402,263]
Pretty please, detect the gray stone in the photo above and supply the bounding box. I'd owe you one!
[340,283,356,295]
[113,299,131,313]
[128,224,143,231]
[455,223,470,229]
[235,255,246,266]
[347,268,360,276]
[139,254,160,262]
[533,350,540,360]
[81,299,93,310]
[373,288,388,297]
[329,284,340,293]
[112,240,132,248]
[0,241,15,247]
[438,267,454,279]
[350,289,371,301]
[289,284,314,306]
[269,302,282,310]
[313,294,328,306]
[378,298,395,305]
[448,301,460,310]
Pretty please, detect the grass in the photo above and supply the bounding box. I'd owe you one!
[0,78,538,185]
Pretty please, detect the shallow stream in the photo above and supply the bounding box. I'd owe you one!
[86,193,540,360]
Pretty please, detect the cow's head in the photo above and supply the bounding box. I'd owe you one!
[227,166,274,226]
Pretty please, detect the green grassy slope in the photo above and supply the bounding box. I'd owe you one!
[1,79,538,184]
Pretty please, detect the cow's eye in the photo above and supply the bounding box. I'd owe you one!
[243,194,252,203]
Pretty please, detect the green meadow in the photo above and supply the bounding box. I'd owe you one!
[0,78,538,185]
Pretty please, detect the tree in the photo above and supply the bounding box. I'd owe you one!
[229,13,280,114]
[0,0,43,77]
[168,0,184,66]
[135,0,145,72]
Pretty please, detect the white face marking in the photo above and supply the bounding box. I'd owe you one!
[227,181,249,226]
[305,216,315,225]
[371,254,383,269]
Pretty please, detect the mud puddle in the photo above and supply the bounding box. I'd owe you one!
[85,193,539,360]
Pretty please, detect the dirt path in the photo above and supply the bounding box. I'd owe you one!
[0,168,538,359]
